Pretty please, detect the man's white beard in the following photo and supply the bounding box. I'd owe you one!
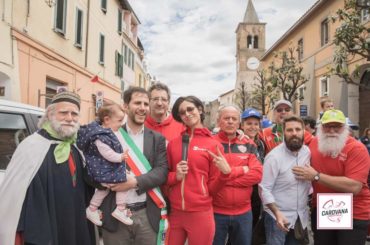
[50,117,80,139]
[317,126,349,158]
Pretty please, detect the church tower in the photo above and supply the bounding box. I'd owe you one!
[235,0,266,101]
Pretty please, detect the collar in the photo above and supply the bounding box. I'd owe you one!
[126,124,144,136]
[216,130,238,143]
[184,127,212,138]
[146,114,173,126]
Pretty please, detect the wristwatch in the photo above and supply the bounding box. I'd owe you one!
[313,172,320,182]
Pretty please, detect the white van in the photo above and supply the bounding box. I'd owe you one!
[0,99,44,184]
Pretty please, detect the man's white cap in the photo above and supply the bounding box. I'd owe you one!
[273,99,292,110]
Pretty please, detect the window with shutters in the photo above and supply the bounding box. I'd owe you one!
[101,0,107,13]
[115,51,123,77]
[321,18,329,46]
[99,34,105,65]
[118,9,122,34]
[54,0,67,35]
[75,8,83,48]
[298,38,303,61]
[124,45,128,64]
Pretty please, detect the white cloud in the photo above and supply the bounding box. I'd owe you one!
[129,0,317,102]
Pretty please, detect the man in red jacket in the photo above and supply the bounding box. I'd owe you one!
[144,82,185,143]
[213,105,263,245]
[260,99,312,154]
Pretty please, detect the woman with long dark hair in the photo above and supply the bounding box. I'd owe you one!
[166,96,230,245]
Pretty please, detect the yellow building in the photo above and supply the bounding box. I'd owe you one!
[259,0,370,131]
[0,0,145,123]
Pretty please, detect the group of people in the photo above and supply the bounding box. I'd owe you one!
[0,82,369,245]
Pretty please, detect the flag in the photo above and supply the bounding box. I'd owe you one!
[91,75,99,83]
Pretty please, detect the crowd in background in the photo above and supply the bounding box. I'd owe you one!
[0,82,369,245]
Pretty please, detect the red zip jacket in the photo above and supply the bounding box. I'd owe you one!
[166,128,228,212]
[145,114,185,142]
[212,131,263,215]
[260,124,313,154]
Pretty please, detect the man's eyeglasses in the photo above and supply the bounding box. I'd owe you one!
[151,97,169,103]
[179,106,195,116]
[275,108,291,113]
[322,124,344,130]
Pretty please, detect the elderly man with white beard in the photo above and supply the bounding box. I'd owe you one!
[0,91,95,245]
[292,109,370,245]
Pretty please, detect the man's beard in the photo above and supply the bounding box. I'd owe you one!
[317,126,349,158]
[50,117,80,139]
[285,135,304,151]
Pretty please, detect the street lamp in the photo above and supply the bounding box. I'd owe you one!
[356,0,370,8]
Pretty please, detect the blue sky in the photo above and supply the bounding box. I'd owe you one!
[129,0,317,102]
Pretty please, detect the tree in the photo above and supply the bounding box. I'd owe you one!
[234,81,250,111]
[330,0,370,89]
[250,69,277,115]
[269,47,309,102]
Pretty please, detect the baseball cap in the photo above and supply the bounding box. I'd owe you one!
[241,108,262,120]
[273,99,292,110]
[321,109,346,124]
[262,119,273,128]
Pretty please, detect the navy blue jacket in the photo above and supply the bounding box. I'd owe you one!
[77,121,126,183]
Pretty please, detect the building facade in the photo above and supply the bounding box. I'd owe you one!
[259,0,370,131]
[0,0,145,123]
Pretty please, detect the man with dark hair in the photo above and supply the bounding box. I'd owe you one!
[0,91,95,245]
[302,116,316,135]
[145,82,185,142]
[101,86,169,245]
[259,115,311,245]
[293,109,370,245]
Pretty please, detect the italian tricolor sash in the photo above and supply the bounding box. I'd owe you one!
[119,128,169,245]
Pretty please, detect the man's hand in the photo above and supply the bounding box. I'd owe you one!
[292,164,317,181]
[110,175,138,192]
[176,161,188,181]
[275,211,290,232]
[243,166,249,174]
[207,146,231,174]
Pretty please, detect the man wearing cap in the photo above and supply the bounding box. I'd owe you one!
[292,109,370,245]
[241,108,266,229]
[260,99,313,154]
[0,92,95,245]
[212,105,263,245]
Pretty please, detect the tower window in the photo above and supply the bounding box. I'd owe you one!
[247,35,252,49]
[253,36,258,49]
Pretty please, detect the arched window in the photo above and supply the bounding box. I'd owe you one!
[253,36,259,49]
[247,35,252,49]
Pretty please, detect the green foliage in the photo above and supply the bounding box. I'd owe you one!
[330,0,370,88]
[268,47,309,102]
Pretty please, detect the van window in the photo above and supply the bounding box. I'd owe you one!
[0,113,30,170]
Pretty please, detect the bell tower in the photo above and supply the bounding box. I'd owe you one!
[235,0,266,97]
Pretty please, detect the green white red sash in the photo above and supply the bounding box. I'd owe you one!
[119,128,169,245]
